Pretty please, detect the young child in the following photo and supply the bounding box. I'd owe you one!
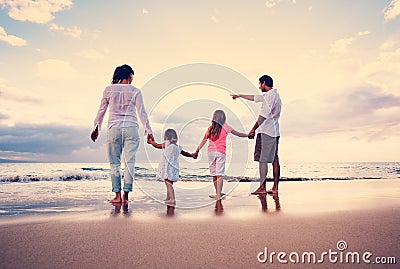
[194,110,248,200]
[149,129,195,205]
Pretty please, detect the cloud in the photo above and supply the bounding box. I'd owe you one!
[377,47,400,64]
[357,31,370,36]
[49,22,63,31]
[49,23,82,38]
[0,26,27,46]
[0,78,40,102]
[211,15,219,23]
[329,31,370,55]
[211,8,220,23]
[329,37,354,55]
[265,0,279,8]
[0,124,95,155]
[324,86,400,128]
[380,38,397,50]
[341,86,400,115]
[76,48,108,61]
[0,112,8,120]
[0,0,73,24]
[0,123,159,162]
[384,0,400,21]
[359,47,400,87]
[282,85,400,138]
[265,0,297,8]
[37,59,76,79]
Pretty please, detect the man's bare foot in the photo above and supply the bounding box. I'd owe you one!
[251,188,267,195]
[267,189,278,195]
[164,199,176,205]
[251,191,267,195]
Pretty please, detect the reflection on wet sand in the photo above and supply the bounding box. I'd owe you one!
[110,202,130,216]
[107,192,280,219]
[214,200,224,216]
[166,205,175,216]
[257,193,280,213]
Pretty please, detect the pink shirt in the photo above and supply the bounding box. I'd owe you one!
[207,123,233,155]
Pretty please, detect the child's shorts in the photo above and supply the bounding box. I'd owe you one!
[208,151,226,176]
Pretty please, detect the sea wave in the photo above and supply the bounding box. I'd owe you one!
[0,174,387,183]
[0,173,106,183]
[1,163,398,183]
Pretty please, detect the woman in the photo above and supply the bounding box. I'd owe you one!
[91,64,153,203]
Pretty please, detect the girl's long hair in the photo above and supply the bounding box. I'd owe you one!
[209,110,226,141]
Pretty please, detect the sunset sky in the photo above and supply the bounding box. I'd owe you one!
[0,0,399,163]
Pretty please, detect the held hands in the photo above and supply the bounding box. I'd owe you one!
[248,130,255,139]
[192,151,199,159]
[147,133,155,144]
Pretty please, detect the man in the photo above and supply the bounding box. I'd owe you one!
[231,74,282,195]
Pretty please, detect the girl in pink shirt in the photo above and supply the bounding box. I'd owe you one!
[194,110,247,200]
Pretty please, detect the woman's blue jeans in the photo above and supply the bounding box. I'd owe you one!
[107,126,140,193]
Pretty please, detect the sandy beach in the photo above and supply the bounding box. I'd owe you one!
[1,179,399,269]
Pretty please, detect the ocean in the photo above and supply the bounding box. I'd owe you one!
[1,162,399,183]
[0,162,399,217]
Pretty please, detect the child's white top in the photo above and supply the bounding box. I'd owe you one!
[156,141,182,182]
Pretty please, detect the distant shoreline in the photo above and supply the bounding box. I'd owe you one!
[0,158,37,163]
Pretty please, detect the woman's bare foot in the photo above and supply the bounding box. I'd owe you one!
[267,189,278,195]
[109,197,122,203]
[122,192,129,203]
[109,192,122,203]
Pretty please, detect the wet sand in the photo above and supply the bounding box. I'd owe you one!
[1,179,399,268]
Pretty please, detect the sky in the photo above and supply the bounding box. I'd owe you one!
[0,0,399,164]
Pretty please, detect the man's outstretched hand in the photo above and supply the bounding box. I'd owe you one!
[90,126,98,142]
[230,94,240,100]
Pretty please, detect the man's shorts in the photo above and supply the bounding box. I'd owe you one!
[254,133,279,163]
[208,151,226,176]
